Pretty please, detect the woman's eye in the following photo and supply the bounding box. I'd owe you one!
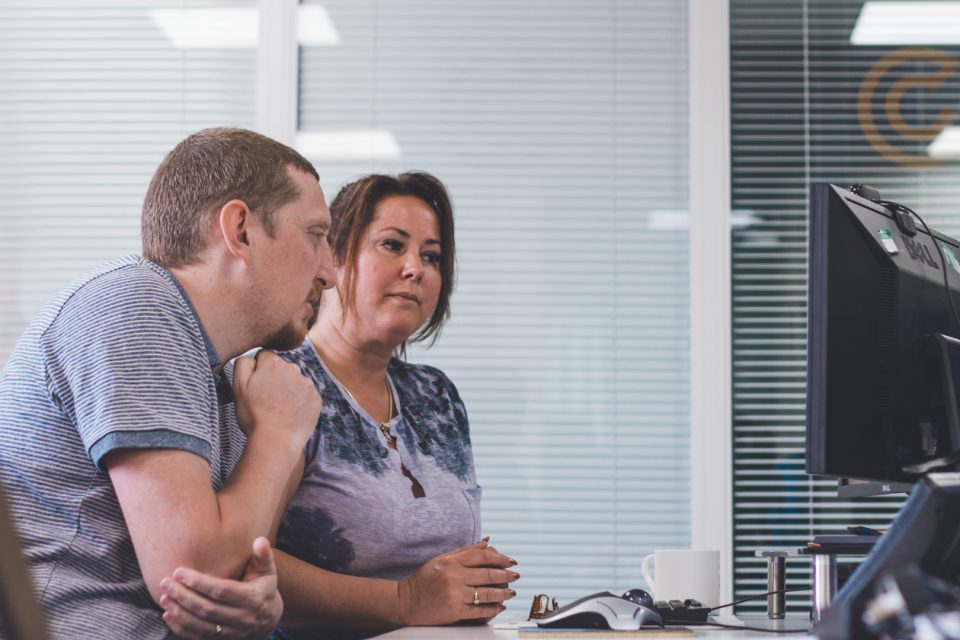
[422,252,441,265]
[382,239,403,251]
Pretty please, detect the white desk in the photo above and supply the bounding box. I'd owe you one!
[373,617,813,639]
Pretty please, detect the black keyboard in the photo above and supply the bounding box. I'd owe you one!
[654,599,711,625]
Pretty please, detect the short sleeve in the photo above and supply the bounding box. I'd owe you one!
[41,266,217,470]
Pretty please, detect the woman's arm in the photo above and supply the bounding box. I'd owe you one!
[281,539,517,632]
[161,539,520,634]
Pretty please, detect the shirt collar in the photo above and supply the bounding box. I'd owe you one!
[152,261,222,370]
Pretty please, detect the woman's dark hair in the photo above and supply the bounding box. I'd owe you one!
[328,171,456,348]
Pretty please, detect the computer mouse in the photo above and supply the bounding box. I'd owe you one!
[621,588,655,608]
[536,591,663,631]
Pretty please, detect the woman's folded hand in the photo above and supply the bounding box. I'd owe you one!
[396,538,520,626]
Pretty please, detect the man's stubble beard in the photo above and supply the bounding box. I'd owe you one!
[260,322,308,352]
[260,288,322,351]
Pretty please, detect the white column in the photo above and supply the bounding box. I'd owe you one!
[688,0,733,606]
[257,0,298,144]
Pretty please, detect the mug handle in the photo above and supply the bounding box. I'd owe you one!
[641,553,656,594]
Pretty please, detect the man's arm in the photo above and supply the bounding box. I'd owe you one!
[105,351,318,605]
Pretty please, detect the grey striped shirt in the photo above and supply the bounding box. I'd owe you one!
[0,255,245,640]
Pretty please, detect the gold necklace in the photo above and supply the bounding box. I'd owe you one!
[310,337,396,446]
[338,375,395,447]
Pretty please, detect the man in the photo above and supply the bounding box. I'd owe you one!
[0,127,334,639]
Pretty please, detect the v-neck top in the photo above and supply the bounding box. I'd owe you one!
[274,339,482,583]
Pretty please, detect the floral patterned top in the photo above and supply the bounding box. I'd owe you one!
[274,339,482,583]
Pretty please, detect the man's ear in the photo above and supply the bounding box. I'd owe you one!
[218,199,255,263]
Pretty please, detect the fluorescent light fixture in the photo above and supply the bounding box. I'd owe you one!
[648,210,689,231]
[851,1,960,45]
[150,8,256,48]
[647,209,758,230]
[296,130,403,160]
[928,126,960,158]
[149,6,339,49]
[298,6,340,46]
[730,210,760,229]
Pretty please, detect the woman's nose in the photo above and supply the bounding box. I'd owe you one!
[402,252,423,280]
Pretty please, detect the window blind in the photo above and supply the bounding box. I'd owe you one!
[0,0,257,365]
[297,0,692,610]
[731,0,960,615]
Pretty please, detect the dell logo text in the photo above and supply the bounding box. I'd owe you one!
[903,236,939,269]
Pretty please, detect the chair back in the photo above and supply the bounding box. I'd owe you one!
[0,483,51,640]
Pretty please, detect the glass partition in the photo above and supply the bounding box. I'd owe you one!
[297,0,692,608]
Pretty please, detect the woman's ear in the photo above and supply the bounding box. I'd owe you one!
[218,199,254,263]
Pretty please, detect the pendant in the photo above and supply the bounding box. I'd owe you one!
[379,422,396,446]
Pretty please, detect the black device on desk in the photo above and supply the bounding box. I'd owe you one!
[816,473,960,639]
[652,600,710,625]
[623,588,710,625]
[808,534,879,556]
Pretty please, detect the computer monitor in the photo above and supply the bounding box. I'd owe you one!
[806,183,960,485]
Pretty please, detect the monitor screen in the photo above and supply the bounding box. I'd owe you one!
[806,183,960,484]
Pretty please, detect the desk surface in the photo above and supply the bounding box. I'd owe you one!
[373,617,813,639]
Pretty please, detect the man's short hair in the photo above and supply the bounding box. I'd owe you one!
[141,127,319,268]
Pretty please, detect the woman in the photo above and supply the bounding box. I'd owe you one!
[160,172,519,639]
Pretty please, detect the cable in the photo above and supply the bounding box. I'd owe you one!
[877,199,960,333]
[703,587,814,635]
[704,620,811,634]
[709,586,811,612]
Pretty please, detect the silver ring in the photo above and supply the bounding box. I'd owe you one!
[472,588,480,606]
[213,623,223,637]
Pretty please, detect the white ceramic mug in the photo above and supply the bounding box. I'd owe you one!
[640,549,720,608]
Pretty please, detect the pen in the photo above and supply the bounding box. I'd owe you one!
[846,526,885,536]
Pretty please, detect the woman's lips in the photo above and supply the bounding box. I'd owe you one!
[387,292,420,304]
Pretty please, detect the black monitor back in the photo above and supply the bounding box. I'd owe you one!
[807,183,960,483]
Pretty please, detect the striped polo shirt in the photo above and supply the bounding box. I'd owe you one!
[0,255,245,639]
